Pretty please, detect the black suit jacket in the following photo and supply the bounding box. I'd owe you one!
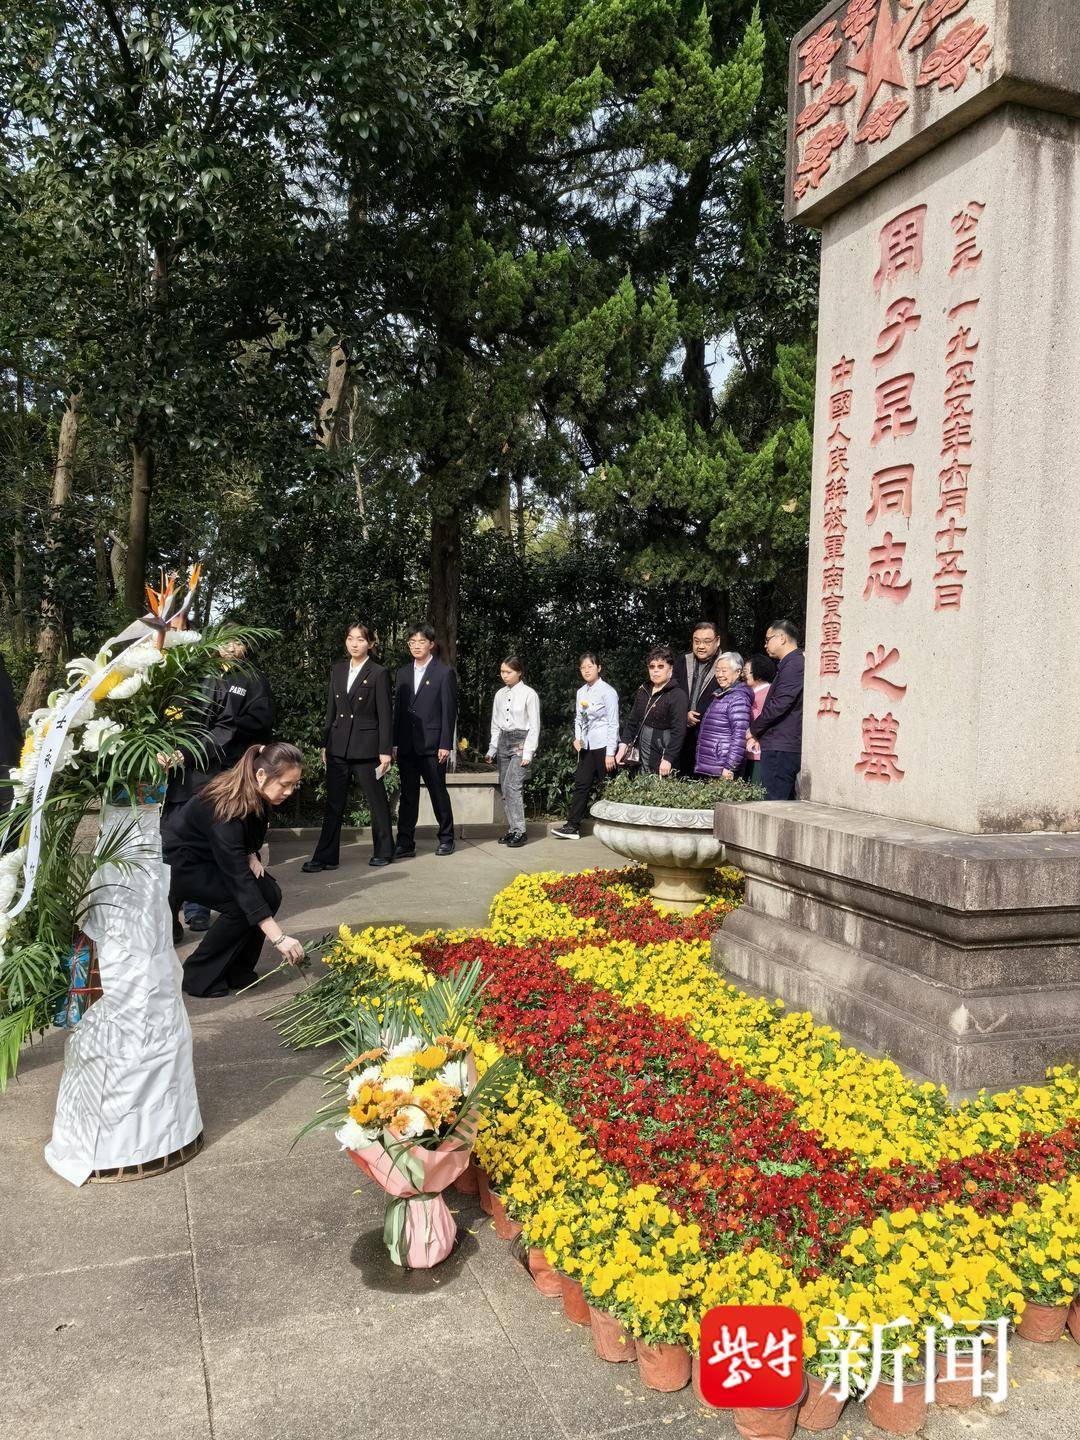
[324,658,393,761]
[392,659,458,756]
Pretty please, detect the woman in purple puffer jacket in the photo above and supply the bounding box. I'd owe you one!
[695,652,752,780]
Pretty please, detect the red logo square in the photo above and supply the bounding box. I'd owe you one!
[699,1306,804,1409]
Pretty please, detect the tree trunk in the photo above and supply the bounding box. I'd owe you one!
[124,437,155,616]
[428,509,461,666]
[347,382,370,540]
[514,472,526,552]
[317,341,350,451]
[20,395,81,718]
[491,475,512,537]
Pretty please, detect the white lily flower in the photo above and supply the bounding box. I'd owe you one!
[29,708,52,739]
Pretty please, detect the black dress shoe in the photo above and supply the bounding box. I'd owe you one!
[436,842,456,856]
[496,831,512,845]
[182,983,228,999]
[368,856,392,868]
[506,832,527,848]
[393,845,416,859]
[301,860,338,873]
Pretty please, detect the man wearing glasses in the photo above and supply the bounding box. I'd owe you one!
[747,619,804,801]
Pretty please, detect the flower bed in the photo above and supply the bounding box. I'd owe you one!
[288,866,1080,1390]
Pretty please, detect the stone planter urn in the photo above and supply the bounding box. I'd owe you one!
[589,799,723,912]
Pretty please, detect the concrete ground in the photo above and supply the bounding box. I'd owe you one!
[3,828,1078,1440]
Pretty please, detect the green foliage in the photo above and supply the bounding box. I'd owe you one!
[602,770,764,808]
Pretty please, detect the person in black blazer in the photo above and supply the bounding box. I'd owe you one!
[392,623,457,856]
[303,623,394,872]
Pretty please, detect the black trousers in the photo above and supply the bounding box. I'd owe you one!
[758,749,800,802]
[312,754,393,865]
[396,751,454,846]
[567,748,609,827]
[168,859,282,996]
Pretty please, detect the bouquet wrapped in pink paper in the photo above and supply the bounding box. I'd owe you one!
[304,961,517,1269]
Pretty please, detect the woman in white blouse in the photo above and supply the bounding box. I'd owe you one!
[552,653,619,840]
[485,656,541,847]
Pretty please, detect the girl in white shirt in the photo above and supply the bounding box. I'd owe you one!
[485,656,540,847]
[552,653,620,840]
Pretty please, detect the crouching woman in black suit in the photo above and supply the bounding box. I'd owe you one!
[164,742,306,997]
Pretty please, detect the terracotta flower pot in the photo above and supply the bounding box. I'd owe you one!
[476,1165,495,1216]
[453,1157,480,1195]
[1068,1296,1080,1345]
[692,1350,707,1405]
[934,1350,989,1408]
[490,1192,523,1241]
[863,1380,927,1436]
[1017,1301,1068,1343]
[732,1400,802,1440]
[527,1247,563,1297]
[797,1373,846,1431]
[588,1305,637,1363]
[559,1274,591,1326]
[637,1341,691,1392]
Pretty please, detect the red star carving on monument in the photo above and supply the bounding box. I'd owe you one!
[847,0,921,121]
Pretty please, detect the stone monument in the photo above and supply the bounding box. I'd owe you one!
[715,0,1080,1092]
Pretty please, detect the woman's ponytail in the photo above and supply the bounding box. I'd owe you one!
[202,741,303,823]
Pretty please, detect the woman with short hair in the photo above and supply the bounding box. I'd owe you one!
[615,646,688,776]
[552,653,619,840]
[485,655,540,848]
[695,652,752,780]
[164,741,306,997]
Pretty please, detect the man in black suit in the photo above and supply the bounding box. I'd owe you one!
[304,622,394,872]
[392,623,457,857]
[673,620,721,775]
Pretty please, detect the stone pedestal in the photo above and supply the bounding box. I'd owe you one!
[715,801,1080,1092]
[717,0,1080,1088]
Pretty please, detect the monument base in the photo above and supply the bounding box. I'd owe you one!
[713,801,1080,1095]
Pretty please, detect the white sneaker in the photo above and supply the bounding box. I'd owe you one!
[551,826,581,840]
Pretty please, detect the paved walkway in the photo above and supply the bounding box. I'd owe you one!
[3,830,1077,1440]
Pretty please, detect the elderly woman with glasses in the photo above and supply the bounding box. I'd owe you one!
[695,651,752,781]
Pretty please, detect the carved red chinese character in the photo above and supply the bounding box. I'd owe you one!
[830,356,855,388]
[855,712,905,782]
[873,297,921,367]
[822,564,846,595]
[861,645,907,702]
[864,533,911,602]
[916,18,989,93]
[823,536,846,563]
[866,464,913,524]
[945,360,975,399]
[795,122,848,197]
[821,618,843,644]
[824,508,848,536]
[874,205,927,292]
[830,390,854,420]
[872,373,917,444]
[909,0,968,50]
[796,79,858,135]
[935,582,964,611]
[937,458,970,517]
[820,649,842,676]
[949,201,985,276]
[935,550,967,580]
[946,323,980,362]
[942,411,973,455]
[818,693,841,718]
[798,21,843,88]
[855,98,909,145]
